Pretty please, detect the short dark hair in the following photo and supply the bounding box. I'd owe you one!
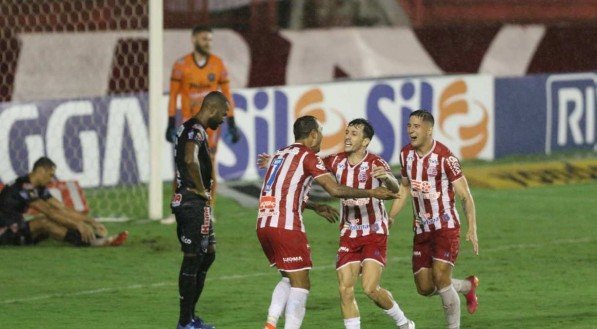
[293,116,319,140]
[348,118,374,140]
[410,110,435,126]
[33,157,56,171]
[192,25,212,35]
[201,91,229,109]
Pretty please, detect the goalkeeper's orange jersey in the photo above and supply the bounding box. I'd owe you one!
[168,53,234,121]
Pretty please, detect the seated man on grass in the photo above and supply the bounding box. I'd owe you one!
[0,157,127,247]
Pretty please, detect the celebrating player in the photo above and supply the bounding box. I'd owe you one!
[257,115,398,329]
[166,25,240,210]
[390,110,479,329]
[322,119,414,329]
[170,91,229,329]
[0,157,128,247]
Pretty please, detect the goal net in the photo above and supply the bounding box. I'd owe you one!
[0,0,152,220]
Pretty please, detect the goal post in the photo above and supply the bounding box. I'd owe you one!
[148,0,164,220]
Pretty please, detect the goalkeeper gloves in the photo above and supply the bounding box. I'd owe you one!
[226,116,241,144]
[165,116,177,143]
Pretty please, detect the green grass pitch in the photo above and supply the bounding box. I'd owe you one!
[1,181,596,328]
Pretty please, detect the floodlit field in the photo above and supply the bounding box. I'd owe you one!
[1,163,596,328]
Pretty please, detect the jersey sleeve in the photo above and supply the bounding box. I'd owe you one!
[304,152,330,179]
[400,151,407,178]
[187,125,208,146]
[444,154,463,182]
[321,154,336,172]
[374,157,392,173]
[168,60,184,117]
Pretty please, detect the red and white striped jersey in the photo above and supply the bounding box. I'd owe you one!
[323,152,391,238]
[257,143,330,232]
[400,140,463,234]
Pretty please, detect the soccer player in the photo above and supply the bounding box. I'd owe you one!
[389,110,479,329]
[257,115,398,329]
[165,25,240,210]
[322,119,414,329]
[0,157,128,247]
[171,91,229,329]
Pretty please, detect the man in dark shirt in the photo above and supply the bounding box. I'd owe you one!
[171,91,229,329]
[0,157,127,247]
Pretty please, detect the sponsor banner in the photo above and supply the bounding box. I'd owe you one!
[0,75,494,187]
[465,158,597,189]
[224,75,494,181]
[495,72,596,157]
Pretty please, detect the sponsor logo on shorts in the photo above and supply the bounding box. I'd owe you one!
[180,235,192,244]
[283,256,303,263]
[342,198,370,207]
[413,251,421,257]
[338,246,350,253]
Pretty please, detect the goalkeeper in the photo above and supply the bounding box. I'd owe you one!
[166,25,240,212]
[0,157,128,247]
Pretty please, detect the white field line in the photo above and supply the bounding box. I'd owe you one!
[1,236,593,305]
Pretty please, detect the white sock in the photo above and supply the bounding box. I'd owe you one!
[451,278,471,294]
[344,317,361,329]
[266,277,291,326]
[439,284,460,329]
[284,287,309,329]
[384,301,408,326]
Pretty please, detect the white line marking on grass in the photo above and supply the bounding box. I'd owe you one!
[1,237,594,304]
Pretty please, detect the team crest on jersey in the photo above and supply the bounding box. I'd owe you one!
[427,165,438,176]
[171,193,182,207]
[358,171,368,182]
[208,73,215,81]
[360,163,369,171]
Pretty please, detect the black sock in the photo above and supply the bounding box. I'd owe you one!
[179,254,201,325]
[63,229,89,247]
[192,251,216,316]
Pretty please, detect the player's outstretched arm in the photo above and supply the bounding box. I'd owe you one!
[388,178,410,228]
[453,176,478,255]
[371,164,399,192]
[306,201,339,223]
[315,173,398,200]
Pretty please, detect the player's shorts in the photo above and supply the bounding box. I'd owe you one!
[336,234,387,270]
[256,226,312,272]
[412,228,460,274]
[172,196,215,254]
[0,221,33,246]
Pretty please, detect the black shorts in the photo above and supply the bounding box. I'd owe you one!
[0,221,33,246]
[172,197,215,254]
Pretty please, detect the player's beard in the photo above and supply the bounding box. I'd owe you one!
[194,44,209,56]
[207,117,221,130]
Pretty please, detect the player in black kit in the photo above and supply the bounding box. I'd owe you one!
[0,157,128,247]
[172,91,230,329]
